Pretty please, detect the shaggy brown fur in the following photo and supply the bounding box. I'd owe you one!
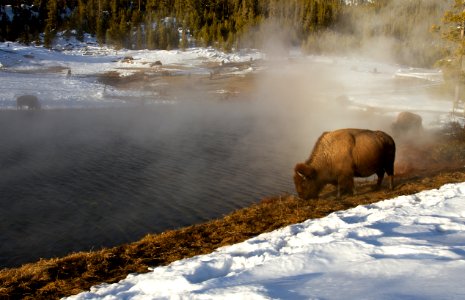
[294,128,396,199]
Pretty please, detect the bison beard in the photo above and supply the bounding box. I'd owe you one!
[294,128,395,199]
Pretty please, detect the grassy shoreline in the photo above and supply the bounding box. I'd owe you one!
[1,156,465,299]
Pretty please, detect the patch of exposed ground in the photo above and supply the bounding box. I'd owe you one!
[1,123,465,299]
[96,60,260,102]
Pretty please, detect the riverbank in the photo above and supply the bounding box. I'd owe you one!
[2,125,465,299]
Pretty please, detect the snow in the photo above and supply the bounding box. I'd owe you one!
[0,39,449,125]
[0,39,263,109]
[0,38,262,76]
[65,183,465,299]
[2,37,465,299]
[300,55,450,124]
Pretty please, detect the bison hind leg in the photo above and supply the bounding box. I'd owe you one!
[385,164,395,190]
[376,169,394,191]
[387,173,394,190]
[375,171,385,190]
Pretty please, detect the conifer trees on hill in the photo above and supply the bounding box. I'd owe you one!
[0,0,452,71]
[437,0,465,81]
[0,0,344,50]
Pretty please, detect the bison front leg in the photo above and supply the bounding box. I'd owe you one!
[337,175,355,199]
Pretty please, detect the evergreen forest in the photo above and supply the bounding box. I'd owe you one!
[0,0,461,68]
[0,0,345,50]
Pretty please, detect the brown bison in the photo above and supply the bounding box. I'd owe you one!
[391,111,422,139]
[17,95,41,110]
[294,128,395,199]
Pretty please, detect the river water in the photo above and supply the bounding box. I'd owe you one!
[0,58,426,269]
[0,101,302,268]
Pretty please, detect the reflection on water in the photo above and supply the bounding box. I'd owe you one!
[0,102,296,268]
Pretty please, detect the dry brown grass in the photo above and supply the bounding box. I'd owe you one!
[2,125,465,299]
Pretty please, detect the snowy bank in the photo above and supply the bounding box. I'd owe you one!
[1,40,454,130]
[0,41,263,109]
[66,182,465,299]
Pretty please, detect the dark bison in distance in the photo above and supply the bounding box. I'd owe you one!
[294,128,396,199]
[391,111,423,139]
[16,95,41,110]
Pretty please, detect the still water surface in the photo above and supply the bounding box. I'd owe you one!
[0,102,297,268]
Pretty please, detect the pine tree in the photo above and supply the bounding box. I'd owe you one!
[44,0,58,48]
[0,11,8,42]
[158,19,167,49]
[0,0,346,50]
[136,26,144,49]
[436,0,465,104]
[118,11,130,48]
[438,0,465,81]
[180,25,189,50]
[75,0,87,41]
[146,14,156,49]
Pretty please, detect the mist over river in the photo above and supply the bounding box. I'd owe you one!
[0,52,448,268]
[0,101,306,268]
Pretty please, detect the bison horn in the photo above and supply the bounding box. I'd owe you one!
[296,170,306,179]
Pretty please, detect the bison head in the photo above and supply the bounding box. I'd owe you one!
[293,163,321,199]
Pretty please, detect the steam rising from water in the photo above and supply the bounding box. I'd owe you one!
[0,2,453,268]
[314,0,449,67]
[249,57,397,164]
[240,9,451,177]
